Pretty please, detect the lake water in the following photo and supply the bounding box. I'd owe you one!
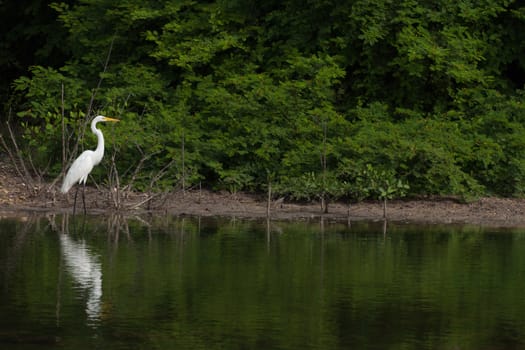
[1,214,525,349]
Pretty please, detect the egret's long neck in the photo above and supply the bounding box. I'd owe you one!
[92,120,105,165]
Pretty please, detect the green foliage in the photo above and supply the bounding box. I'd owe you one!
[5,0,525,199]
[12,66,89,171]
[364,164,410,202]
[275,172,344,203]
[219,168,254,194]
[338,163,409,202]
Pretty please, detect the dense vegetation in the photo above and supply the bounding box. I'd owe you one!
[2,0,525,202]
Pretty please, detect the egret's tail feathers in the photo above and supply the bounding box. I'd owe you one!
[61,178,73,194]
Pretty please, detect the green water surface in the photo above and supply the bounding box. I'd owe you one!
[1,214,524,349]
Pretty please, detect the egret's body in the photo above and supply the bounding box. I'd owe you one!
[61,115,119,213]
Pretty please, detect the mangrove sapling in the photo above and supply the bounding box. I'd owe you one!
[369,168,409,219]
[349,164,409,219]
[378,178,409,218]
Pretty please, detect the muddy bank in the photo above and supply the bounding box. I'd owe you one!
[2,159,525,227]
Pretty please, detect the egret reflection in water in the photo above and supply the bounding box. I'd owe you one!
[59,234,102,325]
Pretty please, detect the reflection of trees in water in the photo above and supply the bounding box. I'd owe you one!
[47,211,196,240]
[107,213,131,243]
[43,211,210,325]
[2,215,38,293]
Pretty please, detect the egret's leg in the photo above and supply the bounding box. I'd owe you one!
[82,183,87,215]
[73,185,79,216]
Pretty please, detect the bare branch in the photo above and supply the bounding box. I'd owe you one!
[108,150,121,210]
[127,192,163,210]
[150,159,176,189]
[66,36,116,170]
[61,83,66,169]
[2,113,38,196]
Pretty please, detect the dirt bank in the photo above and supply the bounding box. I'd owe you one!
[2,158,525,227]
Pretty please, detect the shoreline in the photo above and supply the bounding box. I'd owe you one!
[1,187,525,228]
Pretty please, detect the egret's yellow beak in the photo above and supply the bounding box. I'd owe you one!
[102,117,120,122]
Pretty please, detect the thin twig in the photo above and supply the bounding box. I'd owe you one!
[66,36,116,170]
[122,147,161,196]
[127,192,163,210]
[61,82,66,169]
[108,151,121,210]
[149,159,176,189]
[3,114,37,195]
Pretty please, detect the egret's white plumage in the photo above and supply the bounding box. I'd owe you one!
[61,115,119,194]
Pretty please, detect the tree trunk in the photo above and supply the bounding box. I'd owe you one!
[267,181,272,218]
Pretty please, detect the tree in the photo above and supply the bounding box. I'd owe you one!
[6,0,525,200]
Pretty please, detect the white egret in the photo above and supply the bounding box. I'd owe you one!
[61,115,120,214]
